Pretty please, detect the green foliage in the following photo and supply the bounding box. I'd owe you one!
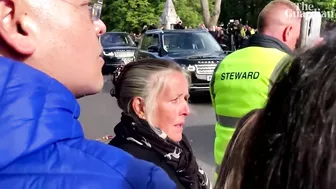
[174,0,203,27]
[101,0,157,32]
[101,0,204,32]
[219,0,335,28]
[293,0,336,21]
[101,0,335,32]
[219,0,271,27]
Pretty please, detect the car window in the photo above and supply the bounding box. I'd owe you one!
[140,34,160,50]
[163,32,222,54]
[150,34,159,47]
[140,34,153,50]
[100,33,135,47]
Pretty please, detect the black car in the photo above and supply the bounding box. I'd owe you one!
[100,32,137,74]
[135,29,231,93]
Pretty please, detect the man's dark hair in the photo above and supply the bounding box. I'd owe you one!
[174,22,185,29]
[148,24,157,30]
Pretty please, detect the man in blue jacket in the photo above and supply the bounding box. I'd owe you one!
[0,0,175,188]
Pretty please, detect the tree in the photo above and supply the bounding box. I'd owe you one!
[101,0,203,31]
[292,0,336,21]
[219,0,271,28]
[200,0,222,28]
[101,0,158,32]
[218,0,335,28]
[175,0,203,27]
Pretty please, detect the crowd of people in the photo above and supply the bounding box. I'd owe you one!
[0,0,336,189]
[129,20,257,51]
[205,21,257,50]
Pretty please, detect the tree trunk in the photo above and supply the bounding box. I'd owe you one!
[200,0,222,28]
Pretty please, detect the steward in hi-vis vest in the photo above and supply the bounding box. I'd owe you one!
[210,33,293,177]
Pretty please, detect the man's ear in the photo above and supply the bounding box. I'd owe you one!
[0,0,36,56]
[131,97,146,119]
[283,25,292,42]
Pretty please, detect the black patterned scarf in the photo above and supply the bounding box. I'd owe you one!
[113,113,211,189]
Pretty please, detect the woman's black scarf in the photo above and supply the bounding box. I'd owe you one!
[113,113,211,189]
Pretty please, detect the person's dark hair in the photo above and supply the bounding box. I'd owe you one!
[216,35,336,189]
[321,20,336,40]
[174,22,185,29]
[148,24,157,30]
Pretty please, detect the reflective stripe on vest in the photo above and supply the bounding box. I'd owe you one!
[216,114,240,127]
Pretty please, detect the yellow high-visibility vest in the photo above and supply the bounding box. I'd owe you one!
[210,46,288,178]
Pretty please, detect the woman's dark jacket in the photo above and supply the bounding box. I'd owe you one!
[109,113,211,189]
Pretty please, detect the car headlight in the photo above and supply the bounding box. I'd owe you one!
[103,51,115,57]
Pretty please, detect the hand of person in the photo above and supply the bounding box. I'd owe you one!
[96,135,114,143]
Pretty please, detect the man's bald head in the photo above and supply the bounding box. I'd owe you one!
[258,0,300,32]
[257,0,302,50]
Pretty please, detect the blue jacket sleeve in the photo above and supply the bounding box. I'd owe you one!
[147,166,176,189]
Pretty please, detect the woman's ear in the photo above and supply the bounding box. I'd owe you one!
[131,97,146,119]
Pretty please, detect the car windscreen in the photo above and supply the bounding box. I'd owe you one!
[162,32,223,56]
[100,33,136,47]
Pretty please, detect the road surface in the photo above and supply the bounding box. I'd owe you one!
[78,76,217,184]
